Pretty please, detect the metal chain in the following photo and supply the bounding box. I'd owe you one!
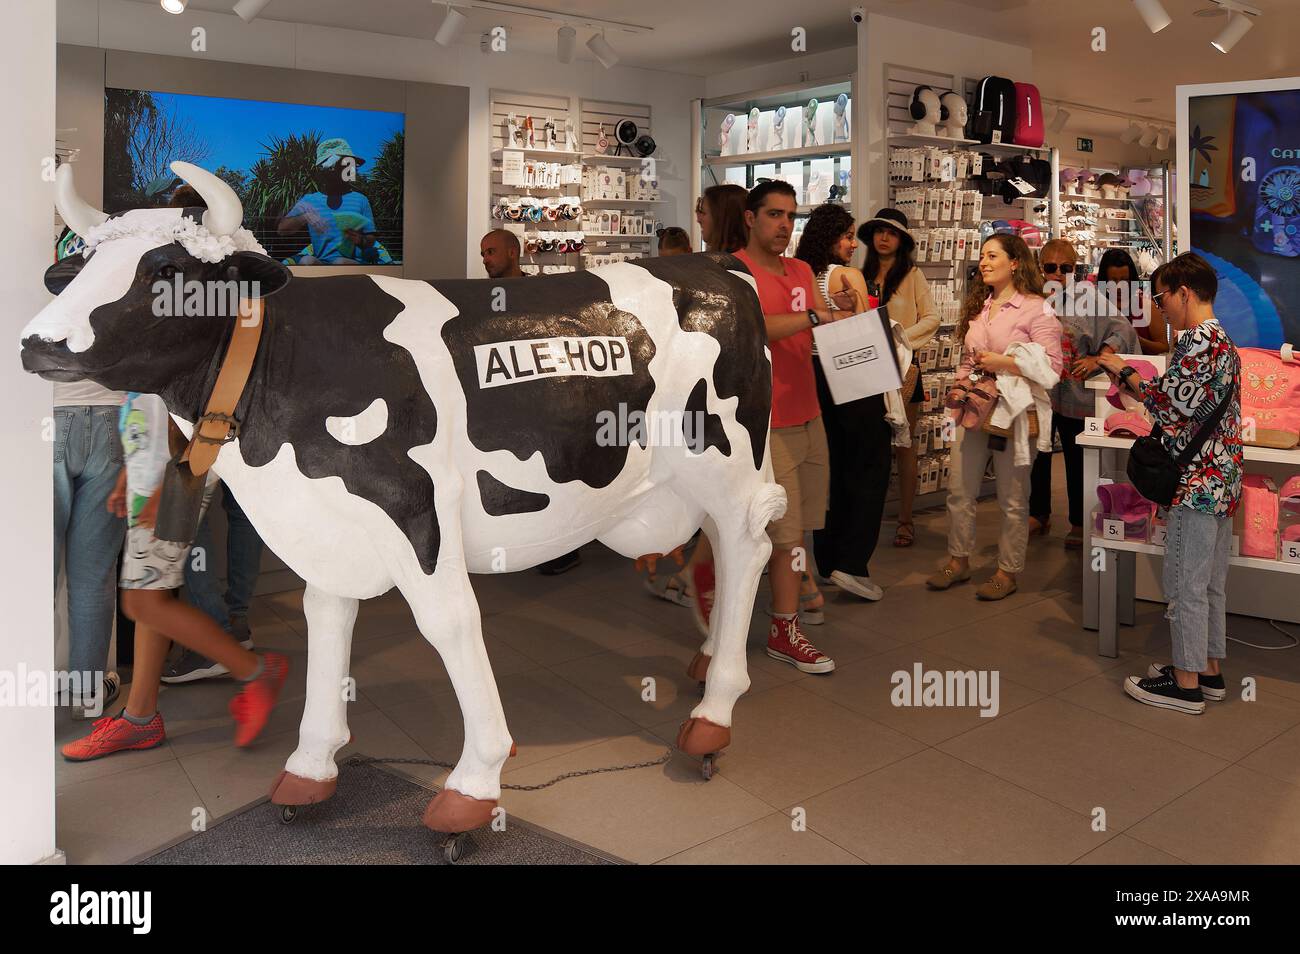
[348,748,675,792]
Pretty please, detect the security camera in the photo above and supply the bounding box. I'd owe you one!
[851,7,865,23]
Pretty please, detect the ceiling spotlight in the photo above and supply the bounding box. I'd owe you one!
[435,5,466,46]
[1132,0,1172,33]
[1120,122,1142,144]
[161,0,188,13]
[1049,107,1070,133]
[232,0,271,21]
[1211,11,1254,53]
[587,31,619,69]
[1139,125,1158,147]
[1155,127,1171,150]
[557,25,576,63]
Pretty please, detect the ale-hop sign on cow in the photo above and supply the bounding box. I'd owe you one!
[473,335,633,389]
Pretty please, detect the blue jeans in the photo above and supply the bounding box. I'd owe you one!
[184,483,264,629]
[1163,505,1232,673]
[53,406,126,676]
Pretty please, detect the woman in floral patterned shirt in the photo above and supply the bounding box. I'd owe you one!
[1099,253,1243,717]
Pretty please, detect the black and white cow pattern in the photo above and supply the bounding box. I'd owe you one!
[21,173,785,827]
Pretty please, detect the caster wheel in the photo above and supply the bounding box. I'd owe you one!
[279,805,299,825]
[441,833,467,864]
[701,753,716,781]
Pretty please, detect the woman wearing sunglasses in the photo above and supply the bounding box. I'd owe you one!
[1027,240,1139,547]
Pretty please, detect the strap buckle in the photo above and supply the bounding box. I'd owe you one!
[193,411,241,446]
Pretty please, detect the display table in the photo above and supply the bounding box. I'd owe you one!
[1079,432,1300,656]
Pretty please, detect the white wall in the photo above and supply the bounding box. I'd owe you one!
[57,0,706,278]
[1,0,58,866]
[704,46,856,100]
[859,12,1035,213]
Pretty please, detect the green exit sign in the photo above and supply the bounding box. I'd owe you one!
[1077,137,1095,153]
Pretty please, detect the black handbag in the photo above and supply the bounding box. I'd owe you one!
[1126,390,1232,508]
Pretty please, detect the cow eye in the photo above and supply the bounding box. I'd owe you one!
[157,264,178,281]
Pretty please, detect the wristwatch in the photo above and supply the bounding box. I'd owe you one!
[808,309,821,327]
[1118,366,1138,383]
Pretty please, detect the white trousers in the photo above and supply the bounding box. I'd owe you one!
[946,427,1031,575]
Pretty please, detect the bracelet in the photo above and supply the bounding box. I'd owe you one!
[808,309,821,327]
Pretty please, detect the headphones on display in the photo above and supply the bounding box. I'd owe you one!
[909,86,951,122]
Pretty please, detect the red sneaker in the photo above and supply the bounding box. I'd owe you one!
[766,616,835,674]
[61,711,166,762]
[229,652,290,747]
[691,560,715,638]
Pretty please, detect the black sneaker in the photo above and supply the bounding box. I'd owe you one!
[161,649,230,683]
[228,614,253,644]
[1146,663,1226,702]
[1124,673,1205,715]
[538,550,581,576]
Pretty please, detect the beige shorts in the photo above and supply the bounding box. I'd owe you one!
[768,416,829,549]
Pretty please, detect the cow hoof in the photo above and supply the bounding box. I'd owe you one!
[676,716,731,757]
[422,789,497,834]
[269,770,337,806]
[686,651,711,683]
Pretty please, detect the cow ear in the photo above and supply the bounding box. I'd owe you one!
[226,251,291,298]
[45,256,88,295]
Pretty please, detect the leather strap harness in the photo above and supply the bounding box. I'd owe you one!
[180,296,264,476]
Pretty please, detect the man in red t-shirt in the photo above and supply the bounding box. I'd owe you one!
[734,181,852,674]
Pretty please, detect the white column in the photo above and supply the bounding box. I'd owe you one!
[0,0,58,865]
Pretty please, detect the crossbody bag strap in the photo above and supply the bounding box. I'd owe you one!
[181,297,264,476]
[1172,383,1234,468]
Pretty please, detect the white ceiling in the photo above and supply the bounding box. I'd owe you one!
[121,0,1300,123]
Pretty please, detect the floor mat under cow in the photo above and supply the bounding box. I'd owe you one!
[138,756,620,866]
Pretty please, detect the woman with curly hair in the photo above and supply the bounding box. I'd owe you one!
[794,203,892,604]
[926,233,1063,601]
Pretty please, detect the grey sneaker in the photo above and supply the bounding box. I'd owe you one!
[161,649,231,684]
[72,671,121,720]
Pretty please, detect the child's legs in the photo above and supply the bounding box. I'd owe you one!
[121,608,171,719]
[121,586,257,680]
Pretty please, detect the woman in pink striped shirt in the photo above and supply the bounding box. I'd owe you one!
[927,233,1064,601]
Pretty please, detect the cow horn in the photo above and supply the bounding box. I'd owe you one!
[171,160,243,236]
[54,163,108,238]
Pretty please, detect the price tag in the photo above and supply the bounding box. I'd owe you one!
[991,130,1003,144]
[1282,541,1300,564]
[1102,518,1124,541]
[1007,176,1036,196]
[1084,416,1104,436]
[1151,524,1167,547]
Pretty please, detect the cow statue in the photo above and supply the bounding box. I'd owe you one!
[20,161,786,837]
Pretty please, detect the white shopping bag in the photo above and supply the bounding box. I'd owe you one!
[812,308,902,405]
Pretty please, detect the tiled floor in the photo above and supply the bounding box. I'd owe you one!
[55,471,1300,865]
